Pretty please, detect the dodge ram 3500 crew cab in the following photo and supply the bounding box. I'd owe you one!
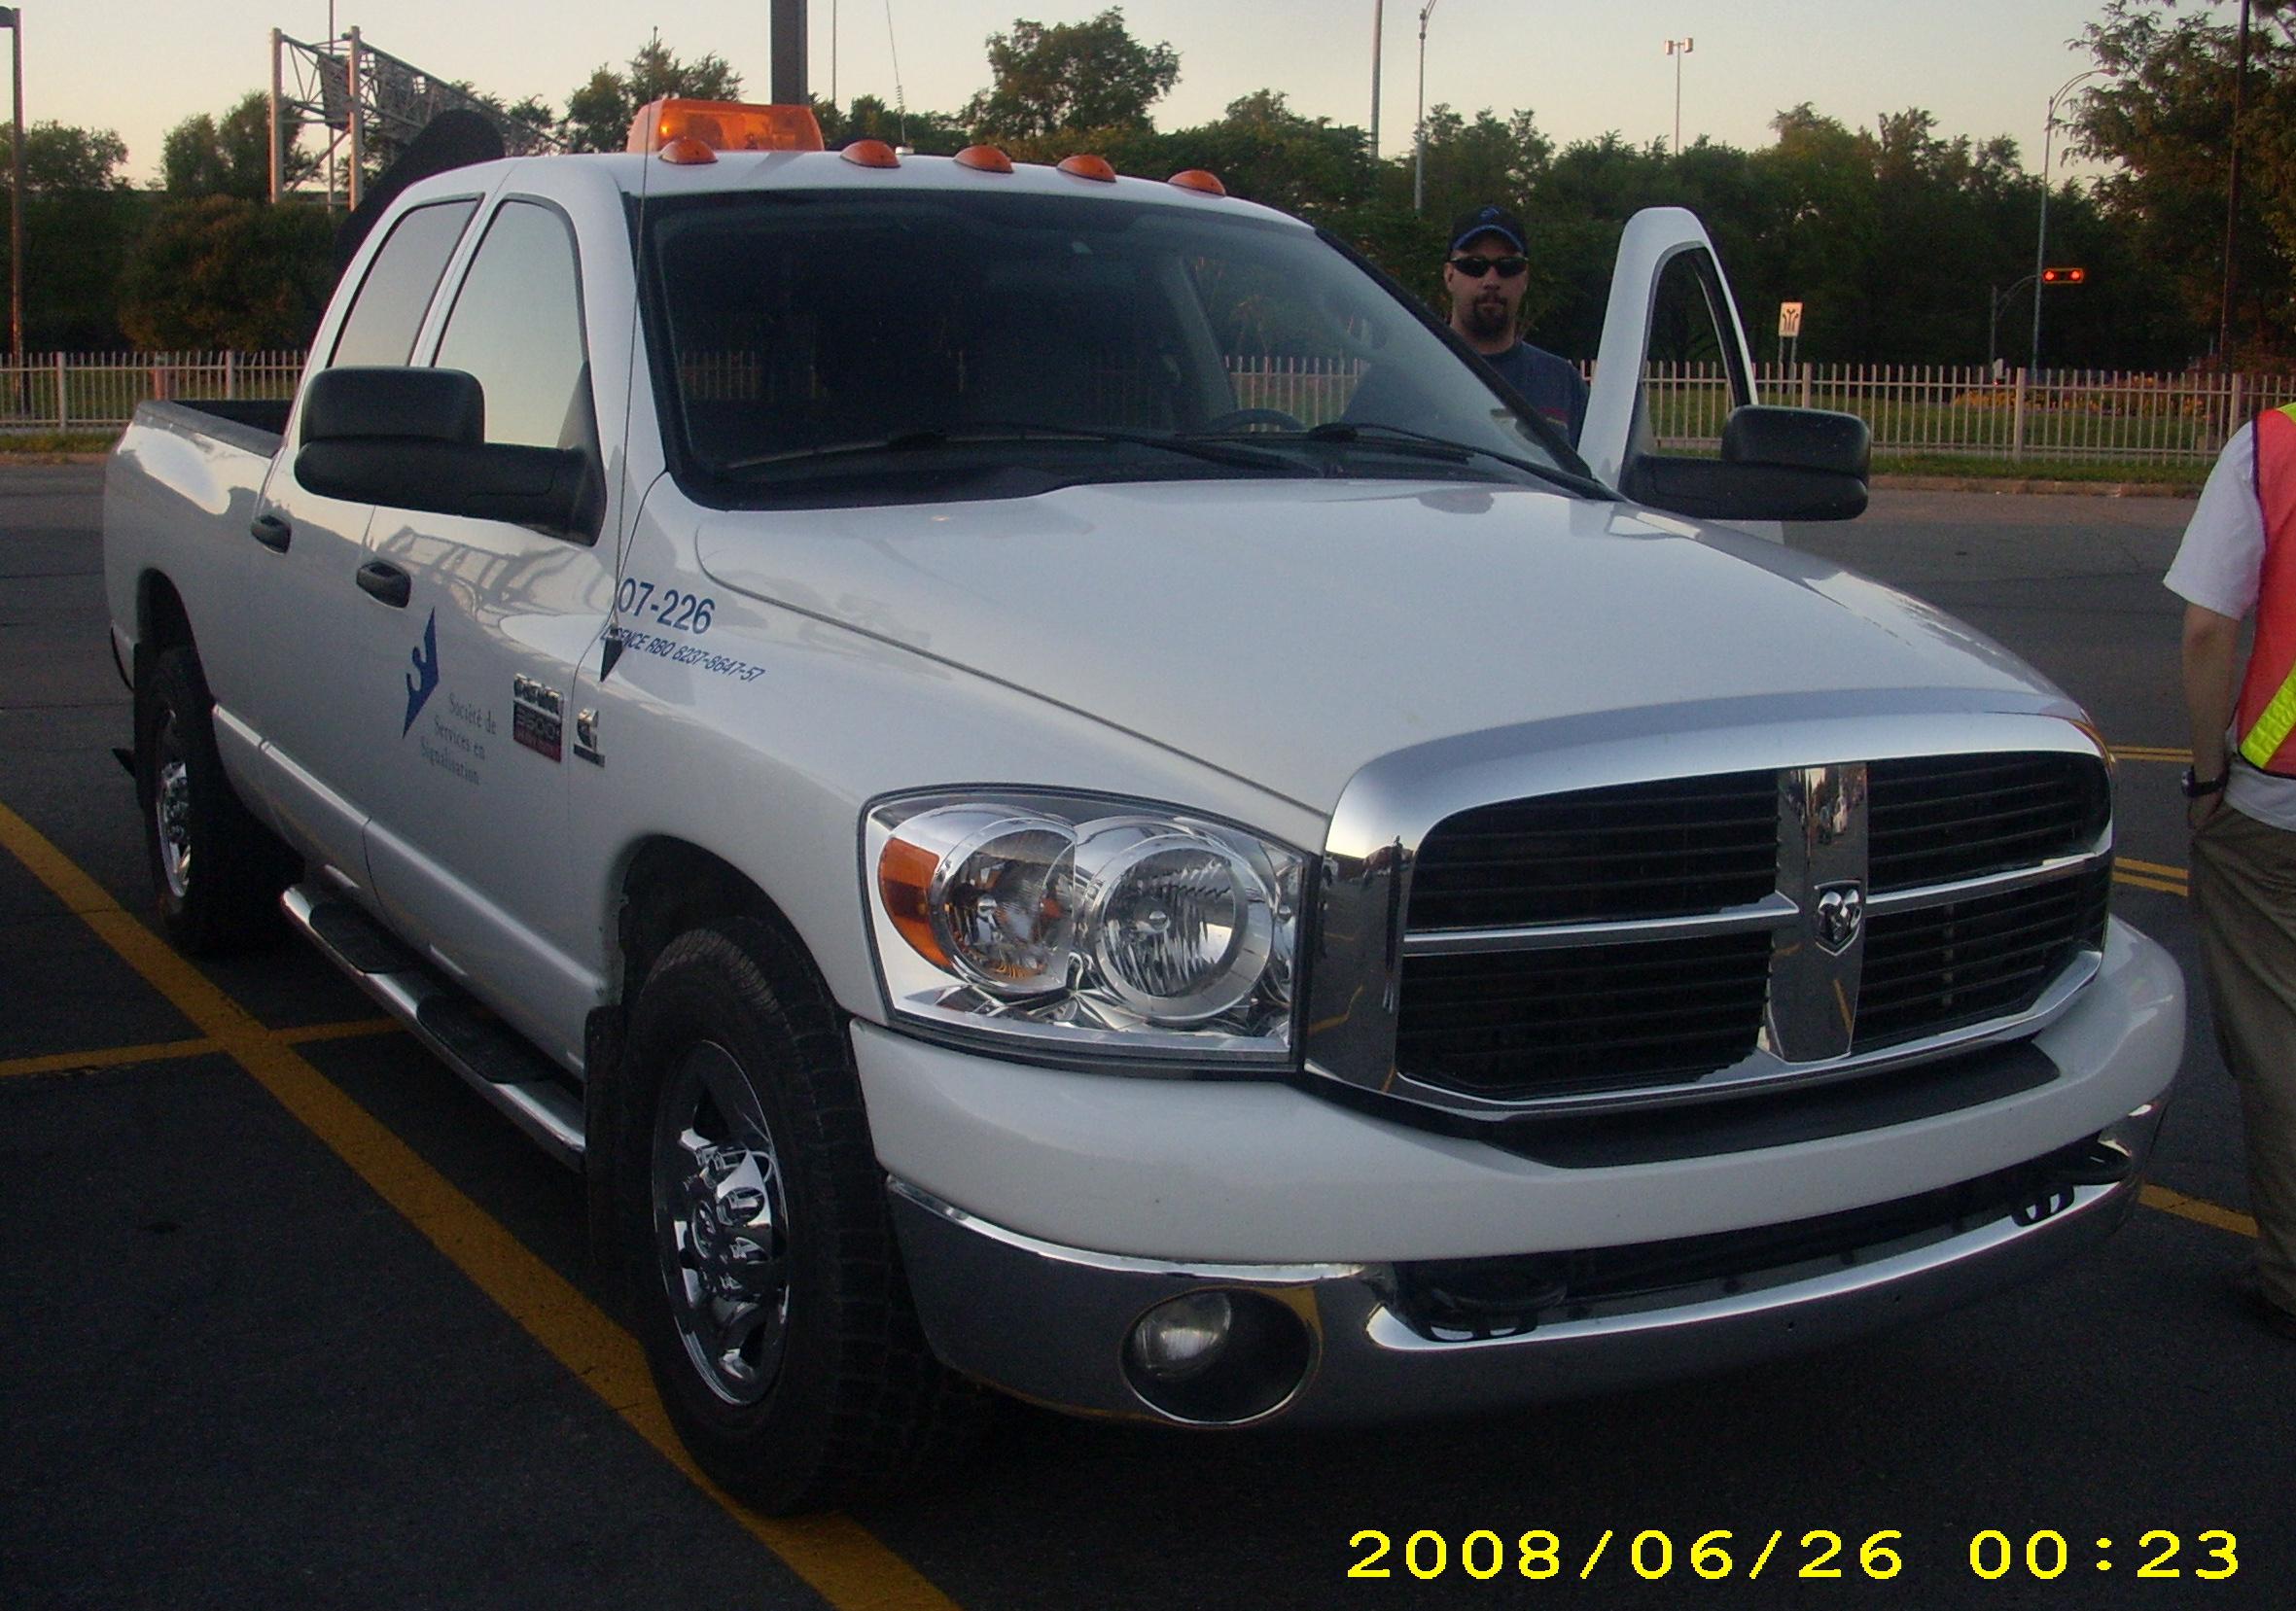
[103,102,2184,1512]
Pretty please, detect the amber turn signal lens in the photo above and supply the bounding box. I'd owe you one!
[877,836,950,968]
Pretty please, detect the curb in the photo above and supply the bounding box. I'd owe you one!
[1871,473,2201,499]
[0,451,110,465]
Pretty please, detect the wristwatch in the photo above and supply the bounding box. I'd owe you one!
[2182,766,2229,799]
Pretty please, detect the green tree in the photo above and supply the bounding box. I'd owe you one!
[2076,0,2296,361]
[562,33,743,154]
[116,196,336,349]
[965,10,1179,138]
[815,94,970,155]
[0,122,128,191]
[1148,91,1372,218]
[160,91,317,199]
[0,123,141,346]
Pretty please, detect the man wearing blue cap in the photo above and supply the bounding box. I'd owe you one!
[1442,204,1588,447]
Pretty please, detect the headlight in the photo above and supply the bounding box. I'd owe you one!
[865,792,1304,1062]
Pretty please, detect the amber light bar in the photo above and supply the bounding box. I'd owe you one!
[626,98,825,155]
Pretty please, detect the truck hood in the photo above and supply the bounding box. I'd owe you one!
[692,479,2066,813]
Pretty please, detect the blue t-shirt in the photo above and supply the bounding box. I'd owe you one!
[1483,339,1588,448]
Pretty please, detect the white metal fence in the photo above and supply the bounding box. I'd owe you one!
[15,350,2296,465]
[0,352,305,433]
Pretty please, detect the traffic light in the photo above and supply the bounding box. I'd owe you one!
[2041,266,2088,285]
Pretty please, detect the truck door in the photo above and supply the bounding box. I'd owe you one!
[1577,208,1778,539]
[243,197,480,884]
[358,196,615,1063]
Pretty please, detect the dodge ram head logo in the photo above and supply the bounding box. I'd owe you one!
[1814,881,1866,955]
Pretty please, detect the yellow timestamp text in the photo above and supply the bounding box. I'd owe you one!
[1342,1527,2240,1584]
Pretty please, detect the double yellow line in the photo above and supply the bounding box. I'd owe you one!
[0,801,960,1611]
[2115,855,2191,897]
[2107,747,2195,896]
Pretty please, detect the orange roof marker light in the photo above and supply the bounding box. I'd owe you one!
[1168,169,1227,196]
[1056,154,1118,183]
[625,98,826,156]
[954,144,1015,174]
[657,137,718,166]
[840,138,901,168]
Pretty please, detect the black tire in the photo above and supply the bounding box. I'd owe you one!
[613,917,985,1513]
[134,645,297,954]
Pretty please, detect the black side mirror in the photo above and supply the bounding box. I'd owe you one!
[1620,405,1871,523]
[295,367,598,541]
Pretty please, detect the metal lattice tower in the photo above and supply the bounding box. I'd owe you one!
[268,26,560,206]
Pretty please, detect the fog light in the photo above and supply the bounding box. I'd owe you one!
[1120,1287,1315,1424]
[1127,1291,1234,1382]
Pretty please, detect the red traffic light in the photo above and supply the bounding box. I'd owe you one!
[2041,266,2088,285]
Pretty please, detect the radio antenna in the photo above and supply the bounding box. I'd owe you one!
[883,0,909,146]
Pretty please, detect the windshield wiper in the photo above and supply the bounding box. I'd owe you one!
[724,424,1294,475]
[1290,421,1610,498]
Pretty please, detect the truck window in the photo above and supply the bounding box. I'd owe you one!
[330,200,478,368]
[644,192,1586,506]
[433,199,591,450]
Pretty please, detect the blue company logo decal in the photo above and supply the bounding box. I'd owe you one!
[403,609,440,736]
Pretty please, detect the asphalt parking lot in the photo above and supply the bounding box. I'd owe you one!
[3,465,2289,1610]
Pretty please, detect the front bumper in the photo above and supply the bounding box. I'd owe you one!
[859,918,2182,1424]
[888,1100,2166,1426]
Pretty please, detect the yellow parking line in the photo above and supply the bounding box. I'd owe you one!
[0,1035,220,1079]
[2110,746,2191,762]
[0,802,961,1611]
[2113,869,2189,896]
[278,1017,403,1046]
[0,1019,403,1082]
[2141,1184,2260,1240]
[2116,856,2190,881]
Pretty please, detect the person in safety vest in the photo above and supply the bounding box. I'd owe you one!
[2168,408,2296,1341]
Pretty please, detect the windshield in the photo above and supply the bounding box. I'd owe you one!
[641,187,1593,506]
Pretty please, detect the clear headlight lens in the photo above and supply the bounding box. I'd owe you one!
[866,793,1303,1062]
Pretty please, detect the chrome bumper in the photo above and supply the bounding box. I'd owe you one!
[888,1099,2166,1427]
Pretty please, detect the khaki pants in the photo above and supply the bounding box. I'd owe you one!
[2190,805,2296,1312]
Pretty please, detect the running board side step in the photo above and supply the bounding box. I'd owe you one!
[281,882,586,1167]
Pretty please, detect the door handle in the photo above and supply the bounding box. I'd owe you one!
[356,561,411,609]
[249,512,292,552]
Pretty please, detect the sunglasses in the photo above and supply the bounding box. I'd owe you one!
[1449,254,1529,279]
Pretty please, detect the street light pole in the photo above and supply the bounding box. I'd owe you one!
[2031,68,2099,377]
[2220,0,2252,364]
[1664,37,1693,155]
[1413,0,1439,213]
[2,7,21,380]
[1369,0,1383,162]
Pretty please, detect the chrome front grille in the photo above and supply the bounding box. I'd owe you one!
[1405,772,1779,929]
[1867,753,2111,892]
[1854,864,2112,1051]
[1339,735,2114,1116]
[1393,930,1773,1101]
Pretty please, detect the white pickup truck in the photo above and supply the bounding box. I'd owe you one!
[104,102,2183,1512]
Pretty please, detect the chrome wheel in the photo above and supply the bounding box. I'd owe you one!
[653,1039,792,1406]
[154,724,193,903]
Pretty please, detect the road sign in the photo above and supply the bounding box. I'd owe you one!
[1779,301,1804,339]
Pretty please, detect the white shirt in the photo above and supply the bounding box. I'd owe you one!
[2165,422,2296,829]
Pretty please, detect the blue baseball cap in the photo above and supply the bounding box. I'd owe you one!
[1448,204,1528,256]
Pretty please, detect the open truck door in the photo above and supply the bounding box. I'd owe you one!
[1580,207,1869,535]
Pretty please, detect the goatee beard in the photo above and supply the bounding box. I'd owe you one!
[1464,301,1513,343]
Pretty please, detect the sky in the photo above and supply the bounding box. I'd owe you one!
[36,1,2227,185]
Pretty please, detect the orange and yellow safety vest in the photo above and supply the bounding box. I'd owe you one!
[2242,404,2296,776]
